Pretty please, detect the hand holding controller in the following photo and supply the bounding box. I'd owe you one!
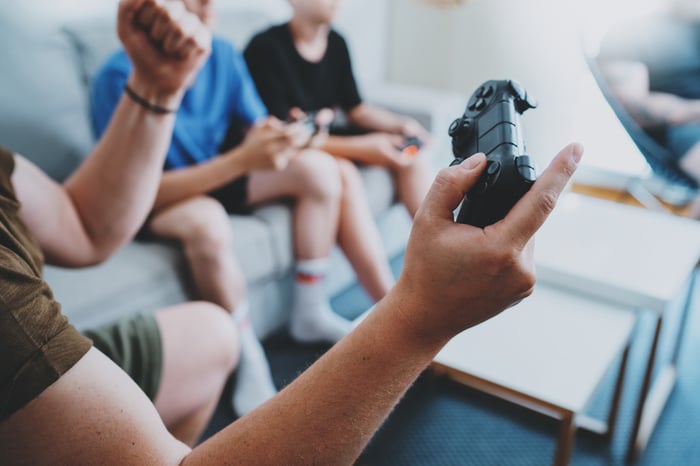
[449,80,538,228]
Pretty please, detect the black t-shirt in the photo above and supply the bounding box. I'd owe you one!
[599,14,700,99]
[244,23,363,121]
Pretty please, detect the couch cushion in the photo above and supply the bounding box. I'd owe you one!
[0,17,93,181]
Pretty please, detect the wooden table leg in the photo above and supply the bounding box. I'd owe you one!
[554,412,576,466]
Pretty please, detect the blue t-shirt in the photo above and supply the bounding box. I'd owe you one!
[91,37,268,170]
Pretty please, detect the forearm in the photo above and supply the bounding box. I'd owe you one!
[153,148,249,211]
[349,103,406,134]
[63,77,181,261]
[183,284,443,465]
[622,92,700,128]
[322,135,383,164]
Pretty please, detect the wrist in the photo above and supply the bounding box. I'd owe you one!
[380,278,452,354]
[127,74,185,112]
[224,145,252,174]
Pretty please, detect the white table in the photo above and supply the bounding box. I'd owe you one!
[433,285,636,466]
[535,193,700,461]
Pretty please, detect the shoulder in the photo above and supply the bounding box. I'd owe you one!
[328,28,349,48]
[246,24,289,54]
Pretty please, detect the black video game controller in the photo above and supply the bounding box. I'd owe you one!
[293,111,328,137]
[449,79,538,228]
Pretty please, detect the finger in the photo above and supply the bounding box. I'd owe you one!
[149,7,171,42]
[288,107,305,121]
[128,0,155,28]
[390,134,405,147]
[316,108,334,126]
[498,142,583,250]
[169,12,199,57]
[160,3,187,54]
[419,153,487,220]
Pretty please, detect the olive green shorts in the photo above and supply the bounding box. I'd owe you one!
[82,313,163,401]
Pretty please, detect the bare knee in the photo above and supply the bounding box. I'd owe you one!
[181,199,234,257]
[337,158,364,189]
[290,150,343,202]
[189,302,240,374]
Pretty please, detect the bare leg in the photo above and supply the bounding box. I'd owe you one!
[149,196,276,416]
[248,150,351,343]
[149,196,246,311]
[153,302,239,446]
[248,150,342,259]
[394,153,434,218]
[335,158,394,301]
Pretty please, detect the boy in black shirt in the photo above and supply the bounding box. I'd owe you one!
[244,0,433,218]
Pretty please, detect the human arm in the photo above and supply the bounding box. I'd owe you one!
[347,102,431,141]
[1,143,581,464]
[180,142,583,464]
[12,0,211,267]
[599,60,700,128]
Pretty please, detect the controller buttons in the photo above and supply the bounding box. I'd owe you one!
[486,160,500,176]
[476,85,495,99]
[450,157,465,167]
[468,98,487,112]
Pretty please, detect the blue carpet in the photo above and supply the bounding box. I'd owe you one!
[204,254,700,465]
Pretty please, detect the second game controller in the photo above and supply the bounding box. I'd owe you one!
[398,136,423,158]
[449,79,538,228]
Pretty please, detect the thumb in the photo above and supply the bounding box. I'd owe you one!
[420,154,487,220]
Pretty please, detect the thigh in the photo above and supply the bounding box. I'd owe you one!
[152,302,238,427]
[0,348,189,466]
[247,149,340,205]
[148,195,230,241]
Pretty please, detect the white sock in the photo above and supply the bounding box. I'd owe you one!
[231,301,277,416]
[290,258,353,344]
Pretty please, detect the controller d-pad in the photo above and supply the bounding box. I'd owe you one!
[476,85,495,99]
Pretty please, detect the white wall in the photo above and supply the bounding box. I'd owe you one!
[386,0,654,175]
[0,0,387,89]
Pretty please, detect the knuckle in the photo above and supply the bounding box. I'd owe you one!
[537,190,558,216]
[561,158,578,179]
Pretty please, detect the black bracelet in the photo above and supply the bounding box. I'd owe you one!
[124,84,178,114]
